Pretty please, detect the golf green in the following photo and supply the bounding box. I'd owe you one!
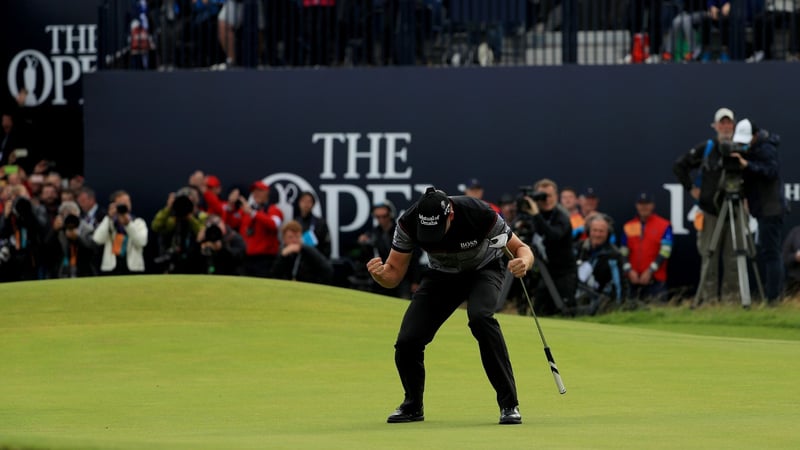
[1,276,798,449]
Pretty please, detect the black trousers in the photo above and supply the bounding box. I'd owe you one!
[393,261,519,410]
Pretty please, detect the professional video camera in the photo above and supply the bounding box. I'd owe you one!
[716,141,748,194]
[516,185,548,213]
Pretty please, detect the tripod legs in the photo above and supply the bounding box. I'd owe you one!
[693,195,763,308]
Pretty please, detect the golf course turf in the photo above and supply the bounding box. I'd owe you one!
[2,275,799,449]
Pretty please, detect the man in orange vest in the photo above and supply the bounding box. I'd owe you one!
[620,192,673,302]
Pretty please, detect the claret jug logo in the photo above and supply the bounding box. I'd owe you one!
[6,25,98,106]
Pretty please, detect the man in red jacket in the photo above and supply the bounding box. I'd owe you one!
[620,192,673,302]
[239,180,283,277]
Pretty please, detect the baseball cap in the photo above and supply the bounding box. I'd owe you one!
[636,192,654,203]
[206,175,221,188]
[498,193,515,205]
[714,107,735,123]
[464,178,482,190]
[250,180,269,192]
[416,187,451,244]
[733,118,753,144]
[582,187,598,198]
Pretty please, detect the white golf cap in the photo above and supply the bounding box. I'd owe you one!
[733,119,753,144]
[714,107,735,123]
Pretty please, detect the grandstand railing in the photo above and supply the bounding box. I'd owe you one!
[98,0,800,70]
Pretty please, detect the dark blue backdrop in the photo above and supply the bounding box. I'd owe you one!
[83,64,800,290]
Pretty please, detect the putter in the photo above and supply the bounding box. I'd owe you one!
[489,234,567,395]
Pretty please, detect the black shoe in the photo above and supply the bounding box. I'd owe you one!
[499,406,522,425]
[387,405,424,423]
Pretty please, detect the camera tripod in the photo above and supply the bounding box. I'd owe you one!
[693,189,764,308]
[497,242,570,315]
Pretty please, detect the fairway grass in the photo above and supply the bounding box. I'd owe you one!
[1,276,799,449]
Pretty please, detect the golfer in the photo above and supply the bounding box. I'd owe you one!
[367,187,534,425]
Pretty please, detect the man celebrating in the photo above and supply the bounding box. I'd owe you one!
[366,187,533,425]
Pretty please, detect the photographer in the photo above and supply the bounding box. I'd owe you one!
[43,201,98,278]
[196,214,246,275]
[0,185,46,281]
[513,178,576,316]
[151,187,207,274]
[673,107,739,302]
[240,180,283,278]
[92,190,148,275]
[730,119,788,302]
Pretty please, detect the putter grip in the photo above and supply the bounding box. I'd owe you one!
[544,347,567,395]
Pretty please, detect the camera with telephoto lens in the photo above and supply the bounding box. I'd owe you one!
[516,186,548,213]
[204,224,223,243]
[63,214,81,230]
[171,194,194,218]
[116,204,129,215]
[200,224,224,256]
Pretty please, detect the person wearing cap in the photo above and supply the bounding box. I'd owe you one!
[729,118,787,302]
[188,170,225,218]
[366,186,533,425]
[239,180,283,277]
[578,187,599,221]
[673,107,739,302]
[619,192,673,302]
[463,178,502,215]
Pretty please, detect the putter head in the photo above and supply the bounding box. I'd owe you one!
[488,233,509,249]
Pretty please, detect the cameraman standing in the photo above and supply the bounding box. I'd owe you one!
[514,178,576,316]
[730,119,788,303]
[93,190,148,275]
[673,107,739,302]
[151,187,207,274]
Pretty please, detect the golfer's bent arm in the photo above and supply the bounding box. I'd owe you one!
[506,234,534,277]
[367,250,412,289]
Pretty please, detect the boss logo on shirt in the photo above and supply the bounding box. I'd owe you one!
[460,240,478,249]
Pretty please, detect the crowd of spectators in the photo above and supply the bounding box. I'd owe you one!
[105,0,800,70]
[1,157,797,312]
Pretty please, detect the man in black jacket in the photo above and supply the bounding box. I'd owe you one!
[271,220,333,284]
[730,119,788,302]
[514,178,576,316]
[673,107,739,302]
